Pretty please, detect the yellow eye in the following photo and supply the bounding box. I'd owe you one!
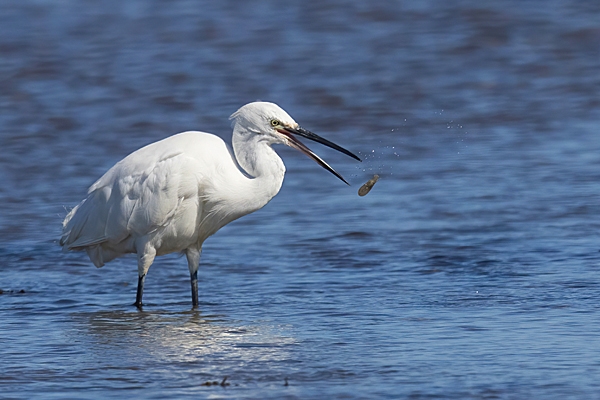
[270,119,280,127]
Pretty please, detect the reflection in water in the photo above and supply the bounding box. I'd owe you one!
[74,309,298,379]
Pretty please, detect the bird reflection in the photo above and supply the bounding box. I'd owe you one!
[74,308,296,366]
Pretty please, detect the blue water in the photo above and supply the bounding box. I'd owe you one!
[1,1,600,398]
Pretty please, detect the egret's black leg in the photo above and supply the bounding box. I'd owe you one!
[186,248,201,309]
[135,245,156,309]
[191,270,199,308]
[135,274,146,308]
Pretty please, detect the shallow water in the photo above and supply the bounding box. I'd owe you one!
[1,1,600,398]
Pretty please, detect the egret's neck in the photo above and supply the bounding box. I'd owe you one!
[231,125,285,208]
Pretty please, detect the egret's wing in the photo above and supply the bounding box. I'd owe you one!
[61,131,238,265]
[119,152,187,236]
[61,149,193,251]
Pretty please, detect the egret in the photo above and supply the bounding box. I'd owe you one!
[60,102,360,308]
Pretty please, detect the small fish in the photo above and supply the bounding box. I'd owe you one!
[358,174,379,196]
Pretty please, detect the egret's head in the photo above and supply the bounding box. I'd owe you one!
[230,102,361,184]
[230,102,297,140]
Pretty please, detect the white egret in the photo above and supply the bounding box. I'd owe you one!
[60,102,360,308]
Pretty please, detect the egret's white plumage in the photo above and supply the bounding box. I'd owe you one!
[61,102,360,308]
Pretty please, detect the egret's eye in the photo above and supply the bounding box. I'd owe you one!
[270,119,280,127]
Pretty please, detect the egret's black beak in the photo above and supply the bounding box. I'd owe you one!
[277,126,361,185]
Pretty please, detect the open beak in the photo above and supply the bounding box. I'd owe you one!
[277,126,361,185]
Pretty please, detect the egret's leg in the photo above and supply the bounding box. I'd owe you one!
[186,248,201,308]
[135,274,146,308]
[190,270,198,308]
[134,243,156,308]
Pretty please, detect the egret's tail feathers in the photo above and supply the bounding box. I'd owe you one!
[85,245,105,268]
[61,188,126,267]
[61,191,109,248]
